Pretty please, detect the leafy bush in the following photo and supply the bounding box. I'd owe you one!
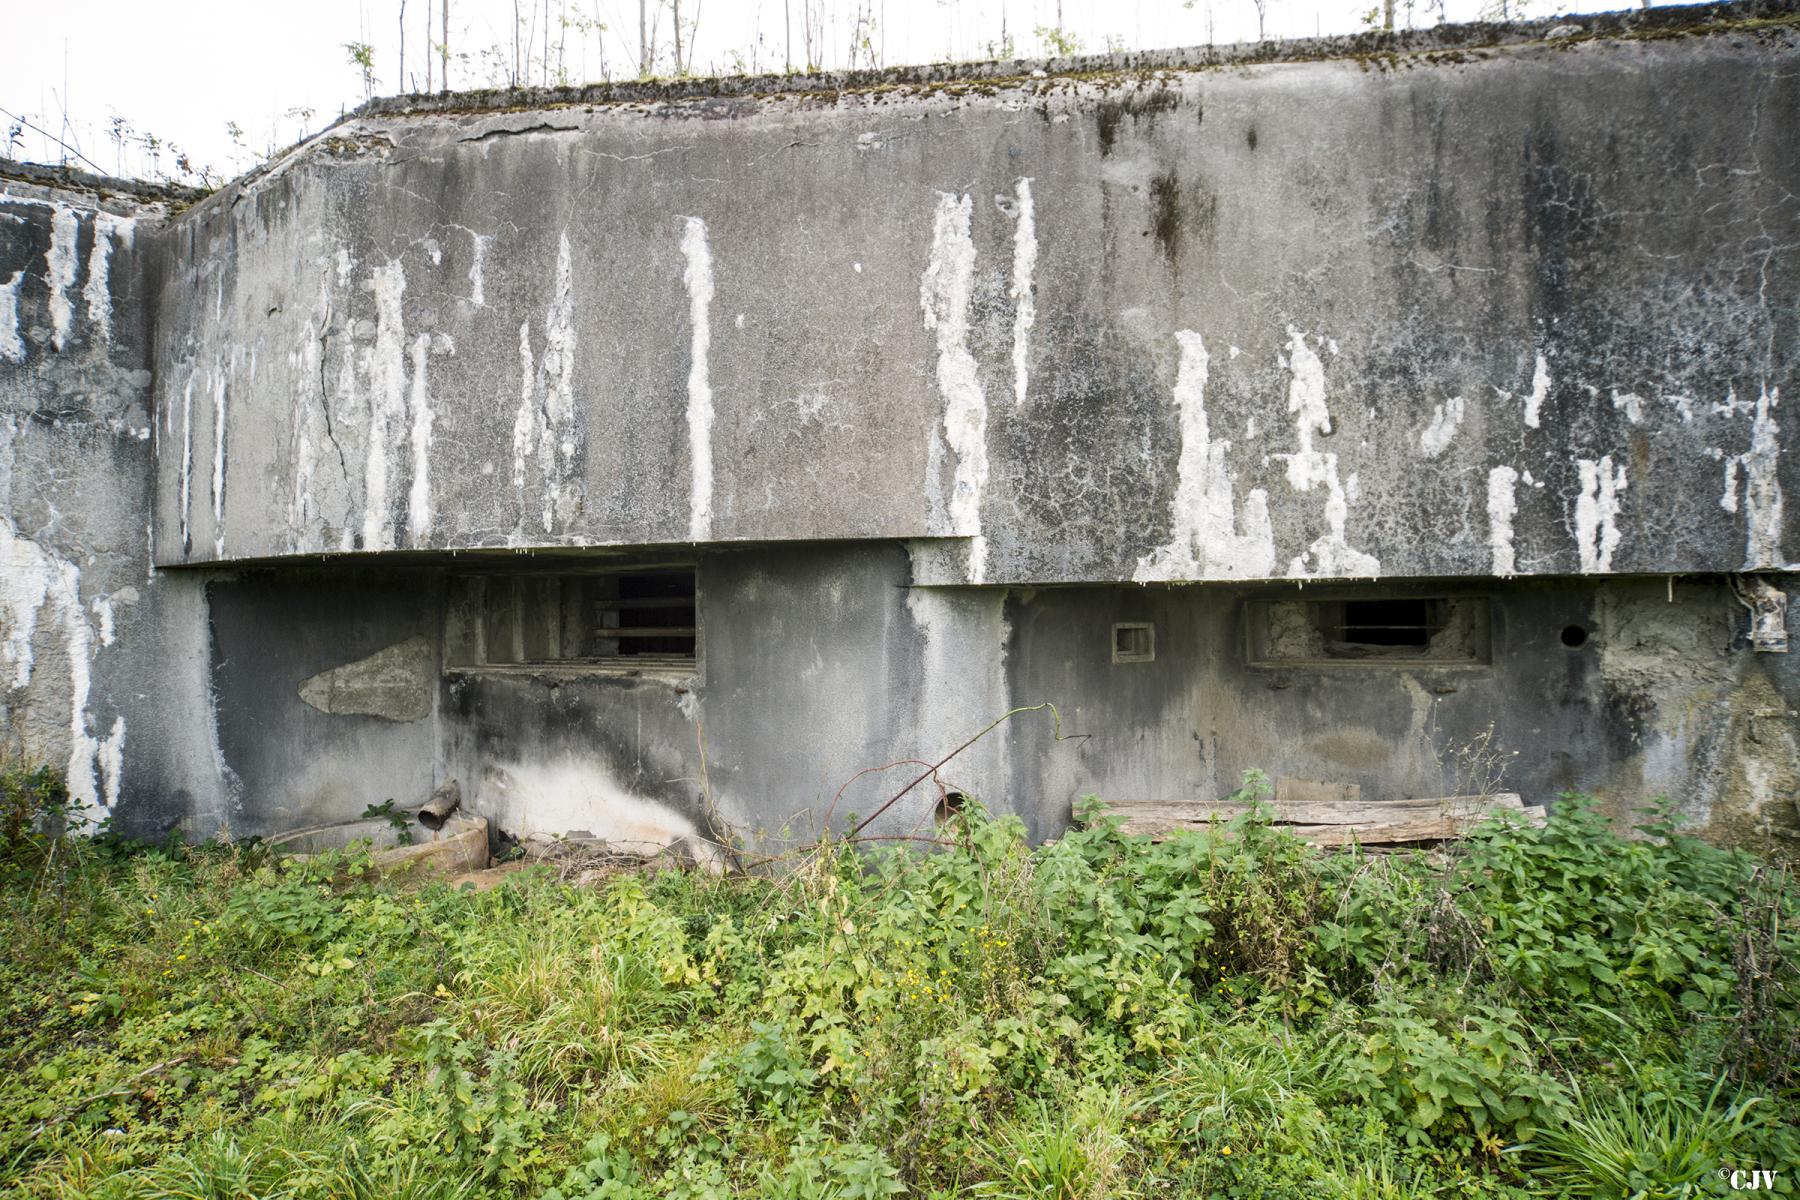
[1,756,74,865]
[1351,994,1566,1146]
[1454,795,1749,1011]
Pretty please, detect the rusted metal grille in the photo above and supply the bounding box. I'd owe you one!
[1321,599,1445,649]
[592,569,697,660]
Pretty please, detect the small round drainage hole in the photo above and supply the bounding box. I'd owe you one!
[937,790,969,823]
[1560,624,1589,648]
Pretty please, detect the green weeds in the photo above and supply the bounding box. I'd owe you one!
[0,772,1794,1198]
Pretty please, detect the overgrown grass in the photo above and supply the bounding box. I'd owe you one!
[1,774,1795,1198]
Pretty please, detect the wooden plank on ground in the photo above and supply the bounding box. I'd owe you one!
[1075,793,1540,844]
[1275,777,1361,805]
[1082,793,1525,825]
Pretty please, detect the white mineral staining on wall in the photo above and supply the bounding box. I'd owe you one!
[210,366,227,557]
[1523,352,1550,428]
[1009,178,1037,408]
[362,261,408,551]
[0,522,49,688]
[1280,328,1379,578]
[331,314,360,553]
[0,269,23,363]
[920,191,989,583]
[1720,384,1785,568]
[1574,454,1628,572]
[681,216,715,542]
[178,376,194,553]
[1487,466,1519,575]
[83,212,133,345]
[286,274,334,553]
[407,333,434,541]
[45,205,79,350]
[1282,327,1332,491]
[512,321,535,508]
[1418,395,1465,458]
[1135,331,1275,581]
[543,233,581,532]
[509,233,583,538]
[90,593,119,648]
[0,518,125,821]
[1611,390,1645,424]
[5,199,137,355]
[465,228,489,306]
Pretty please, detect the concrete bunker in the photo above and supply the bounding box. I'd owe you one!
[1,1,1798,861]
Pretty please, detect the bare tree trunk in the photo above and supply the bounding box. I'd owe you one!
[640,0,649,75]
[1383,0,1394,30]
[673,0,684,75]
[400,0,408,92]
[784,0,791,70]
[590,0,610,79]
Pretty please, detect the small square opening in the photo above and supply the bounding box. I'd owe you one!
[1113,622,1155,663]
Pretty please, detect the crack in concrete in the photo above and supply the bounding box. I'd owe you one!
[313,303,354,501]
[458,122,582,144]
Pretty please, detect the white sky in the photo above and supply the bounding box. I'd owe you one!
[5,0,1650,184]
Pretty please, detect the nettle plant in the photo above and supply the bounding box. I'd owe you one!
[1454,794,1750,1010]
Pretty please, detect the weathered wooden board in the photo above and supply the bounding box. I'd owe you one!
[1275,777,1362,805]
[1276,809,1547,847]
[1081,793,1528,826]
[1074,793,1544,845]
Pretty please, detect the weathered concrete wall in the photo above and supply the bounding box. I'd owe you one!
[336,552,1800,858]
[1004,575,1800,847]
[149,5,1800,587]
[0,166,230,838]
[205,570,440,837]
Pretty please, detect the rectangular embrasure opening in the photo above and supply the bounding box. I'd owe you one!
[445,564,698,673]
[1246,593,1489,666]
